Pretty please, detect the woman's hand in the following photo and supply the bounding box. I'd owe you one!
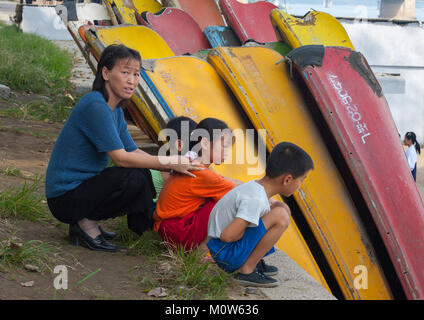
[163,155,204,178]
[107,149,203,177]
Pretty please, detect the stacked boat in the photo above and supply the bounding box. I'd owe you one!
[66,0,424,300]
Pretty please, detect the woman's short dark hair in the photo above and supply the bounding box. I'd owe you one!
[266,142,314,178]
[92,44,141,105]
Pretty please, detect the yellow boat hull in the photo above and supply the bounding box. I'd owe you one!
[142,55,329,293]
[105,0,137,25]
[133,0,162,15]
[270,9,354,49]
[104,0,162,25]
[207,46,392,300]
[84,25,175,136]
[91,25,174,59]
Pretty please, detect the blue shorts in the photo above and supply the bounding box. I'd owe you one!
[207,218,275,273]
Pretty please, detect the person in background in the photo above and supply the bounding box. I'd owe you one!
[404,131,421,182]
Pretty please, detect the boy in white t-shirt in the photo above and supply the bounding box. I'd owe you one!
[207,142,314,287]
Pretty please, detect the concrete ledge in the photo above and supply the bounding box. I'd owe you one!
[260,248,337,300]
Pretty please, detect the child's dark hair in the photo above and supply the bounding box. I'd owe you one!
[92,44,141,105]
[189,118,231,153]
[164,116,198,155]
[166,116,198,141]
[266,142,314,178]
[405,132,421,154]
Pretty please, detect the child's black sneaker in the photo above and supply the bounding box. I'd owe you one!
[233,269,279,287]
[256,259,279,276]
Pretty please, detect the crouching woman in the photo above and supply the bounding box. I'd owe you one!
[45,45,201,252]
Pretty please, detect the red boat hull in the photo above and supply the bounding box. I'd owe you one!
[218,0,278,44]
[141,8,210,55]
[166,0,225,31]
[288,45,424,299]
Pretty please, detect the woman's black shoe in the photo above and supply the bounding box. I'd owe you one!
[69,224,117,252]
[99,225,117,240]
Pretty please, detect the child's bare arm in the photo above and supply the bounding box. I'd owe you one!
[220,218,249,243]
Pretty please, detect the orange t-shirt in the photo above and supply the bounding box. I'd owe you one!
[154,166,235,231]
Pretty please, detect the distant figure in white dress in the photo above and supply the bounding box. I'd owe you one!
[404,131,421,182]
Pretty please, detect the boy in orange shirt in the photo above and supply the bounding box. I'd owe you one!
[153,118,239,250]
[150,116,198,203]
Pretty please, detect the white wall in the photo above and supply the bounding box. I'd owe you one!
[342,20,424,141]
[21,6,72,40]
[379,0,416,20]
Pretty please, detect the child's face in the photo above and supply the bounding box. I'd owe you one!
[404,137,412,146]
[279,171,310,197]
[207,132,234,165]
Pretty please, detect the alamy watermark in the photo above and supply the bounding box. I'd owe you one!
[53,265,68,290]
[353,265,368,290]
[156,121,267,176]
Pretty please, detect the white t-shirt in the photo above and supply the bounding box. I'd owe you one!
[405,145,417,171]
[207,180,270,239]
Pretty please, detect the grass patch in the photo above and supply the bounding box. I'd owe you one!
[18,95,76,123]
[0,218,13,239]
[110,217,232,299]
[0,24,78,123]
[0,233,62,273]
[0,24,72,95]
[0,165,22,178]
[0,124,54,140]
[0,176,48,221]
[159,245,232,299]
[0,125,24,135]
[113,217,165,258]
[0,92,78,123]
[0,219,75,274]
[0,125,51,140]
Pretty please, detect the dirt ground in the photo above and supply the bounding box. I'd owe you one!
[0,106,140,299]
[0,94,268,301]
[1,39,423,300]
[0,39,268,300]
[2,95,423,301]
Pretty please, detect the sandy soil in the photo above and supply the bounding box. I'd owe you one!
[0,38,267,300]
[0,97,265,300]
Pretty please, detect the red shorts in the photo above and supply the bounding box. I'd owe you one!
[158,201,217,250]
